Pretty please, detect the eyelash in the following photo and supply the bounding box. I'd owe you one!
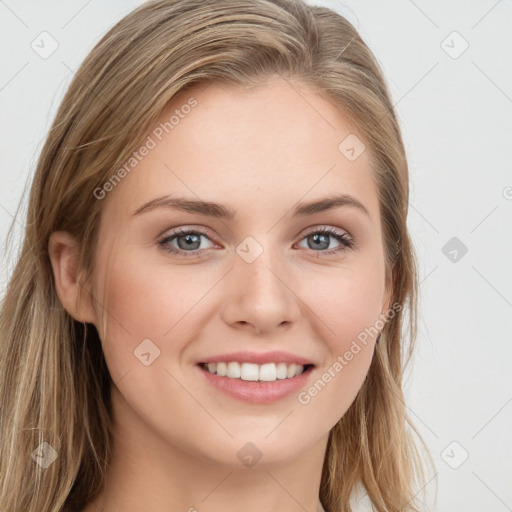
[156,226,355,258]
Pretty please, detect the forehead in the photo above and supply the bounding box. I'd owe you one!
[102,77,379,224]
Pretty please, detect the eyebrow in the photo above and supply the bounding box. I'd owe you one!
[132,193,370,219]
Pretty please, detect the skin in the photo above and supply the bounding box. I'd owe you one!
[49,76,391,512]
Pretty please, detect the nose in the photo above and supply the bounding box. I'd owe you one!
[220,245,302,335]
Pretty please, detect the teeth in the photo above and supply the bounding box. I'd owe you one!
[202,361,307,381]
[216,362,226,376]
[241,363,259,381]
[227,362,241,378]
[259,363,276,381]
[276,362,288,379]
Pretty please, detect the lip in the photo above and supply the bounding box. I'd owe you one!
[196,350,315,366]
[196,363,315,404]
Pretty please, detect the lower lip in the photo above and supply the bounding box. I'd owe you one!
[197,364,315,404]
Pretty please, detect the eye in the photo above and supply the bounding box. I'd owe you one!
[295,226,354,256]
[157,226,354,257]
[157,227,217,257]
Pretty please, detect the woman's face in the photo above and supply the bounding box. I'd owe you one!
[89,76,391,467]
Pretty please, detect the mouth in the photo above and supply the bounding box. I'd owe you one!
[197,361,315,382]
[195,361,316,404]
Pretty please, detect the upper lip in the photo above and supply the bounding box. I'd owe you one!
[197,350,315,366]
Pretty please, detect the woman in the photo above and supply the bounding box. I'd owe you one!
[0,1,432,511]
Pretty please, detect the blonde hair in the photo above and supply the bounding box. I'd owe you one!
[0,1,433,510]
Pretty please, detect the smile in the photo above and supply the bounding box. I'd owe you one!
[200,361,312,381]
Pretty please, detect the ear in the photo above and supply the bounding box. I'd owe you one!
[48,231,96,324]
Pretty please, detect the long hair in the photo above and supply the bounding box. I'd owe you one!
[0,1,433,510]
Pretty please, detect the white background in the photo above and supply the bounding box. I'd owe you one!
[1,1,511,511]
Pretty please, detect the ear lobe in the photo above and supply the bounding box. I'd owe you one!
[48,231,96,324]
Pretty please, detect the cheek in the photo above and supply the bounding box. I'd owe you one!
[92,250,193,381]
[305,262,386,352]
